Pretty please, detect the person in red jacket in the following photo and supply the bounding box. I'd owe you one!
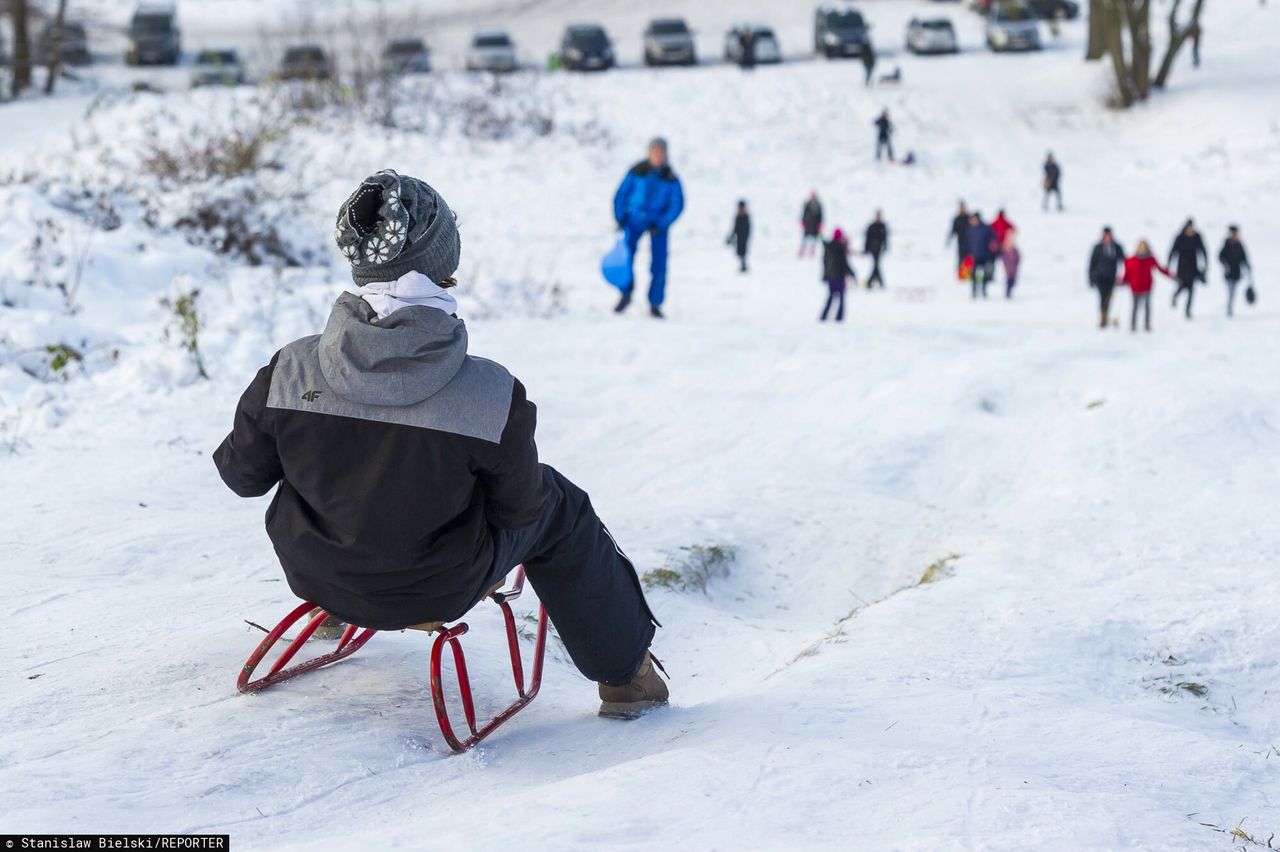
[1120,240,1173,333]
[991,209,1016,246]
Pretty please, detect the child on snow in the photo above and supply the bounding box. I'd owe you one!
[1001,235,1020,299]
[821,228,856,321]
[215,170,667,720]
[726,200,751,273]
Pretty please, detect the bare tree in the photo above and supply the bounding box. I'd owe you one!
[9,0,34,96]
[1086,0,1152,108]
[1153,0,1206,88]
[43,0,67,95]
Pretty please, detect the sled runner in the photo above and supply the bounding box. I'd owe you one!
[237,566,549,753]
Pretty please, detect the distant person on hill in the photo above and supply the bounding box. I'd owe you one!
[947,201,970,272]
[1042,153,1062,211]
[821,228,857,321]
[874,110,894,162]
[1167,219,1208,319]
[1088,226,1126,328]
[864,210,888,289]
[613,137,685,319]
[216,170,666,721]
[861,42,877,87]
[965,212,999,299]
[726,200,751,273]
[1122,240,1173,332]
[738,27,757,70]
[1218,225,1250,317]
[800,191,824,257]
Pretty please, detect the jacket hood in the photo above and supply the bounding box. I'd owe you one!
[319,292,467,406]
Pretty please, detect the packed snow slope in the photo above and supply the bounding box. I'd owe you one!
[3,2,1280,850]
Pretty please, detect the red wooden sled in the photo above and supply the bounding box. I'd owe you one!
[238,566,548,753]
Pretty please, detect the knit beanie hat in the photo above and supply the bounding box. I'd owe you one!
[334,169,461,286]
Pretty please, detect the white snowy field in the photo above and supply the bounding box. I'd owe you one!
[2,1,1280,849]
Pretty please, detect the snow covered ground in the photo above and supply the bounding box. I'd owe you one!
[2,1,1279,849]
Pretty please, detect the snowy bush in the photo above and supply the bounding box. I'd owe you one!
[643,545,737,593]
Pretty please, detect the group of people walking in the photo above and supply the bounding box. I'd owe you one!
[1087,220,1252,331]
[947,202,1021,300]
[798,192,891,322]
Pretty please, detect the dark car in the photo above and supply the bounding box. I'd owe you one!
[814,4,872,59]
[560,24,614,71]
[280,45,333,81]
[383,37,431,75]
[1026,0,1080,19]
[643,18,696,67]
[126,2,181,66]
[38,21,92,66]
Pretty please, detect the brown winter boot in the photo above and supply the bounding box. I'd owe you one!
[598,653,669,720]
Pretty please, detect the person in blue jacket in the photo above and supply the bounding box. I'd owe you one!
[612,137,685,318]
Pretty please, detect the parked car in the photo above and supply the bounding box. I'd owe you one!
[280,45,333,80]
[906,17,959,54]
[382,37,431,75]
[37,21,92,66]
[560,24,614,71]
[643,18,696,67]
[466,30,517,72]
[1027,0,1080,19]
[724,24,782,64]
[126,2,180,66]
[190,49,244,87]
[986,3,1042,51]
[814,4,872,59]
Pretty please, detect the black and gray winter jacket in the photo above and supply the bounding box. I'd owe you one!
[214,292,544,630]
[1088,241,1126,285]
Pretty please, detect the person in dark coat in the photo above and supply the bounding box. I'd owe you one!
[821,228,857,321]
[1042,153,1062,211]
[613,137,685,319]
[874,110,894,162]
[964,212,999,299]
[726,200,751,272]
[864,210,888,289]
[738,27,756,70]
[947,201,970,271]
[1218,225,1250,317]
[800,191,823,256]
[861,41,877,87]
[1088,226,1126,328]
[1168,219,1208,319]
[215,170,667,720]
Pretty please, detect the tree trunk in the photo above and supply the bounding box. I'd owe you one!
[10,0,34,96]
[1102,1,1134,107]
[43,0,69,95]
[1153,0,1205,88]
[1086,0,1107,59]
[1129,0,1152,99]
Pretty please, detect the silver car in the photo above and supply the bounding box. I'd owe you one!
[191,49,245,86]
[466,30,517,73]
[986,4,1041,52]
[906,18,959,55]
[644,18,696,67]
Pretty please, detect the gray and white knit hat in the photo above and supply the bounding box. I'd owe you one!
[334,169,461,286]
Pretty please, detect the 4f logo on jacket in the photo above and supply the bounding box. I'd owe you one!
[301,390,323,402]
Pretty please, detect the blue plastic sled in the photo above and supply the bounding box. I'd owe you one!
[601,237,632,290]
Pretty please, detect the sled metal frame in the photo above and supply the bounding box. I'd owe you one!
[237,566,548,753]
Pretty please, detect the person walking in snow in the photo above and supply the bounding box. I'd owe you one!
[821,228,857,321]
[874,110,894,162]
[800,191,824,257]
[1042,153,1062,211]
[1218,224,1250,318]
[1001,240,1021,298]
[726,200,751,273]
[613,137,685,319]
[215,171,667,720]
[738,27,757,70]
[1167,219,1208,319]
[965,212,999,299]
[991,209,1016,247]
[1088,226,1126,328]
[1122,239,1174,333]
[947,201,970,273]
[864,210,888,289]
[861,41,877,87]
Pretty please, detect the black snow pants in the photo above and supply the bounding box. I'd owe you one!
[867,250,885,288]
[1093,279,1115,326]
[1172,273,1197,318]
[482,465,658,686]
